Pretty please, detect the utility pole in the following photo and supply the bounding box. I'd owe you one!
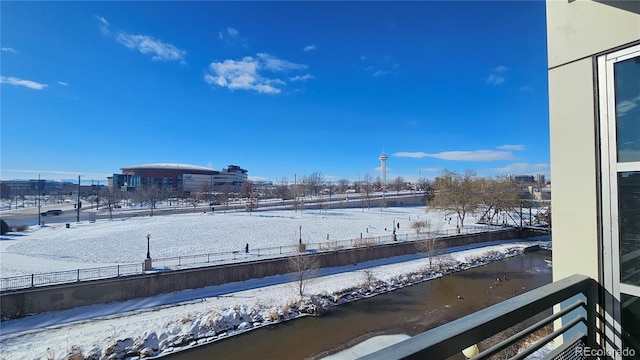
[96,180,99,211]
[77,175,81,222]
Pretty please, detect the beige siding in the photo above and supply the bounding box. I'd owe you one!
[546,0,640,69]
[548,57,600,282]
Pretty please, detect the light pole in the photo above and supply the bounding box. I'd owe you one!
[144,233,152,271]
[146,233,151,259]
[37,174,41,226]
[299,225,302,244]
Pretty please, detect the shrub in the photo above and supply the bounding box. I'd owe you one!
[15,225,29,232]
[0,219,8,235]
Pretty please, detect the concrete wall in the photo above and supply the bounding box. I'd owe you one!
[0,228,534,320]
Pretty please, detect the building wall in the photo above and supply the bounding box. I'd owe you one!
[548,57,600,282]
[546,0,639,281]
[547,0,640,69]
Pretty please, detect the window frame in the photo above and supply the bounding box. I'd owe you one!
[598,43,640,354]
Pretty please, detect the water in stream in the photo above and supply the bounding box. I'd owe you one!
[165,250,552,360]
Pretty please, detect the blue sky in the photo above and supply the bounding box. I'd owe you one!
[1,1,549,184]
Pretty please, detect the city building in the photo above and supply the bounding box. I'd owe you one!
[108,163,248,194]
[508,174,536,183]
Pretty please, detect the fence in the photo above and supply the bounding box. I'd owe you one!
[0,264,142,291]
[0,224,499,291]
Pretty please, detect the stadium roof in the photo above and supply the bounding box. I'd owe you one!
[121,163,215,172]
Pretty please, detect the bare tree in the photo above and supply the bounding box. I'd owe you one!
[303,172,325,197]
[240,181,253,200]
[288,251,319,297]
[392,176,405,195]
[476,176,521,226]
[411,220,429,234]
[361,173,375,209]
[274,177,291,203]
[99,187,122,221]
[417,177,434,203]
[431,170,479,228]
[218,184,231,212]
[336,178,350,194]
[135,185,165,216]
[373,176,382,191]
[414,220,444,269]
[187,195,199,213]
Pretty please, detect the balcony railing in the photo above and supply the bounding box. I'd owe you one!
[360,274,598,360]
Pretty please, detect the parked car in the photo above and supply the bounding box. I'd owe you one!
[41,209,63,216]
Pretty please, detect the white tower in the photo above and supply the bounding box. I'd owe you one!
[379,152,388,188]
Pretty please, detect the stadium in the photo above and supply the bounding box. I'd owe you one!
[108,163,247,193]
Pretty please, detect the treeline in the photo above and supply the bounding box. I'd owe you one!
[431,170,541,228]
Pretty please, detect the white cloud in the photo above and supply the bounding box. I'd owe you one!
[95,15,111,36]
[0,76,48,90]
[303,44,317,52]
[256,53,307,72]
[290,74,314,82]
[1,47,18,54]
[116,33,186,63]
[486,65,508,85]
[205,56,279,94]
[495,65,508,73]
[95,15,110,27]
[57,81,69,86]
[360,55,399,78]
[226,27,239,37]
[497,144,525,151]
[392,150,516,162]
[486,74,505,85]
[219,27,239,40]
[205,53,311,94]
[218,27,247,48]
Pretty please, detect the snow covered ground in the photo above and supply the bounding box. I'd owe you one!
[1,206,486,277]
[0,206,551,359]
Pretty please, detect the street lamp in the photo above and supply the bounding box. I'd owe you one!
[146,233,151,259]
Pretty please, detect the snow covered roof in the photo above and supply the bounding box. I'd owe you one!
[121,163,215,172]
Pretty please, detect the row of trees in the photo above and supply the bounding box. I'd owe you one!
[430,170,537,228]
[95,169,538,224]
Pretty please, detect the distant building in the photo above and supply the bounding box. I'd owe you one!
[0,179,65,195]
[379,152,388,186]
[109,163,247,193]
[534,174,545,184]
[508,174,535,183]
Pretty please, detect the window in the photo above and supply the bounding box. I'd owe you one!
[599,44,640,353]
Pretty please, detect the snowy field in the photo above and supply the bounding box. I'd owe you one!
[1,206,484,277]
[0,206,551,359]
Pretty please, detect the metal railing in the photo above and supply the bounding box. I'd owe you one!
[0,264,142,290]
[0,224,501,291]
[360,274,598,360]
